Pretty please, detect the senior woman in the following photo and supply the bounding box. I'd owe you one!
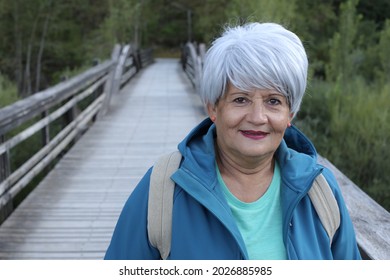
[104,22,361,260]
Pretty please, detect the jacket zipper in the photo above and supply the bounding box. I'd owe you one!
[174,167,249,259]
[283,168,323,259]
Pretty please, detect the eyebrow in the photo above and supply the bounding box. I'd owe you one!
[227,90,284,97]
[228,91,249,96]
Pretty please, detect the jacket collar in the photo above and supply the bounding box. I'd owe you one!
[177,118,217,189]
[276,125,321,193]
[175,117,322,221]
[177,118,320,192]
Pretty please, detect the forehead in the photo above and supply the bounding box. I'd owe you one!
[225,83,283,96]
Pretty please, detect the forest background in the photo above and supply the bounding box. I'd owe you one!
[0,0,389,211]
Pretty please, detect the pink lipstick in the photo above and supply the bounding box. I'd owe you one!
[240,130,268,140]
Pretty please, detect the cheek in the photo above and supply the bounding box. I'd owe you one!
[270,113,291,131]
[218,107,245,127]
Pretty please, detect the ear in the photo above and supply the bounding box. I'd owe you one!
[287,112,294,127]
[207,103,217,122]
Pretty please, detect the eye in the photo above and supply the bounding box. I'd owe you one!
[233,97,248,104]
[268,98,281,105]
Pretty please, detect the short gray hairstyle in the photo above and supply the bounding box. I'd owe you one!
[200,22,308,118]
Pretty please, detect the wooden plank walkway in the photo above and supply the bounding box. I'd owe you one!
[0,58,207,259]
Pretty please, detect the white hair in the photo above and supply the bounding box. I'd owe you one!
[200,22,308,118]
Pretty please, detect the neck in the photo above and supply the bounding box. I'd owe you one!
[216,146,275,203]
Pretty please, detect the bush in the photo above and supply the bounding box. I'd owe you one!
[0,74,18,108]
[297,78,390,211]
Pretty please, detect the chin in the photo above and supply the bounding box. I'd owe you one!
[240,149,273,159]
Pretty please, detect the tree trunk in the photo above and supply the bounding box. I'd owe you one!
[23,16,38,96]
[35,13,50,93]
[13,1,24,97]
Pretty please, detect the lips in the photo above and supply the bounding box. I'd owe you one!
[240,130,269,140]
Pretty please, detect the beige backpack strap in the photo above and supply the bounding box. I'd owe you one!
[308,173,341,245]
[147,151,182,260]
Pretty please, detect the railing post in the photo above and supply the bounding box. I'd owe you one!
[198,43,206,65]
[41,111,50,147]
[98,44,121,117]
[186,42,201,93]
[0,134,12,224]
[180,43,186,71]
[134,49,142,72]
[0,192,13,224]
[59,75,79,133]
[0,135,10,183]
[113,44,132,92]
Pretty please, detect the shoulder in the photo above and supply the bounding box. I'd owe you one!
[318,166,344,202]
[113,167,153,226]
[104,167,160,259]
[128,167,153,201]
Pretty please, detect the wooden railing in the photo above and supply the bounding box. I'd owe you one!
[318,156,390,260]
[181,42,205,94]
[0,44,154,223]
[181,43,390,260]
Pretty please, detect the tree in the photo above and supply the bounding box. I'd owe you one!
[378,20,390,83]
[326,0,362,84]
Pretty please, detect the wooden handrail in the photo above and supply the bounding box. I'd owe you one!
[0,60,113,136]
[318,156,390,260]
[181,42,204,94]
[181,43,390,260]
[0,44,154,223]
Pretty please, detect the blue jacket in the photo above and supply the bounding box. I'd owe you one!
[104,118,361,260]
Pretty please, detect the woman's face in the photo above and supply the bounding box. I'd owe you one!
[207,83,292,163]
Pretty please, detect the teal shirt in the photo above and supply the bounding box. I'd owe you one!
[216,162,287,260]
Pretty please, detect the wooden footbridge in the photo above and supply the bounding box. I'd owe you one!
[0,44,389,260]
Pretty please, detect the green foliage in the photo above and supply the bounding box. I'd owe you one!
[357,0,390,28]
[104,0,137,43]
[295,0,390,210]
[326,0,363,83]
[227,0,297,26]
[297,78,390,211]
[51,64,92,85]
[378,20,390,83]
[0,0,110,95]
[292,0,339,78]
[192,0,299,44]
[0,74,19,108]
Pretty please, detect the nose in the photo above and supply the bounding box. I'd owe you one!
[247,102,268,124]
